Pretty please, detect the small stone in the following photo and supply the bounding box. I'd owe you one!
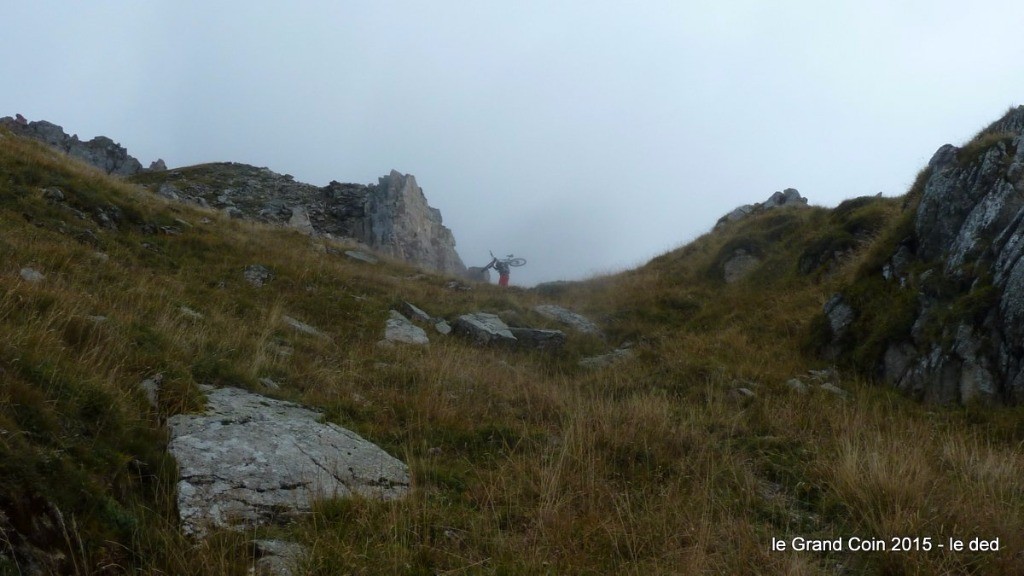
[732,387,756,399]
[282,315,327,338]
[19,267,45,283]
[179,306,203,320]
[819,383,847,397]
[345,250,378,264]
[244,264,273,288]
[41,187,64,202]
[139,374,163,408]
[434,320,452,335]
[785,378,808,393]
[253,539,309,576]
[723,249,760,283]
[579,348,633,369]
[807,368,838,382]
[258,377,281,391]
[383,311,430,345]
[399,302,433,323]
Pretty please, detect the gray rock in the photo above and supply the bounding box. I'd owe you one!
[716,188,809,227]
[399,302,433,324]
[509,327,567,350]
[282,315,327,339]
[819,383,847,397]
[179,306,203,320]
[785,378,808,393]
[287,207,314,234]
[364,171,466,276]
[434,320,452,335]
[454,313,517,346]
[928,144,959,171]
[149,159,167,171]
[579,347,633,369]
[167,387,409,537]
[157,183,181,201]
[258,377,281,391]
[823,294,854,339]
[837,107,1024,404]
[732,387,756,399]
[723,249,760,283]
[253,539,309,576]
[344,250,378,264]
[41,187,64,202]
[139,374,162,408]
[534,304,601,336]
[384,311,429,345]
[0,117,145,176]
[465,266,491,282]
[19,268,44,283]
[244,264,273,287]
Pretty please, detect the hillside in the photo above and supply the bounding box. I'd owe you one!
[2,116,1024,575]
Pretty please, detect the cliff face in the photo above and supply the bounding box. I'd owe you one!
[822,106,1024,404]
[135,163,466,276]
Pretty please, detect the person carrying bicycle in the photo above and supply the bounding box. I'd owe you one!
[482,256,511,286]
[482,251,524,287]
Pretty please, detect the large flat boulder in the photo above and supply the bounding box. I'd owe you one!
[167,387,409,537]
[453,313,517,346]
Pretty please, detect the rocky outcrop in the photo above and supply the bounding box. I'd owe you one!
[716,188,809,228]
[167,387,409,537]
[0,116,147,176]
[364,171,466,276]
[822,106,1024,404]
[134,163,466,276]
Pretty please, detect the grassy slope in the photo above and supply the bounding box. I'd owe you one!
[1,128,1023,575]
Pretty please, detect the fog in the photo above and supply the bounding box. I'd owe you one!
[4,1,1024,284]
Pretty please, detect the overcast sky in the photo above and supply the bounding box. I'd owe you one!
[4,2,1024,285]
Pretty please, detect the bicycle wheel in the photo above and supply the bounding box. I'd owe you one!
[506,258,527,267]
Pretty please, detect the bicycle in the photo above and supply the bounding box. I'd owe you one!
[490,251,527,267]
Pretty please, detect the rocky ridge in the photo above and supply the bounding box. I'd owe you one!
[1,115,465,276]
[716,188,809,228]
[0,115,157,176]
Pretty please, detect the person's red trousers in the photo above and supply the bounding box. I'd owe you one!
[499,273,509,286]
